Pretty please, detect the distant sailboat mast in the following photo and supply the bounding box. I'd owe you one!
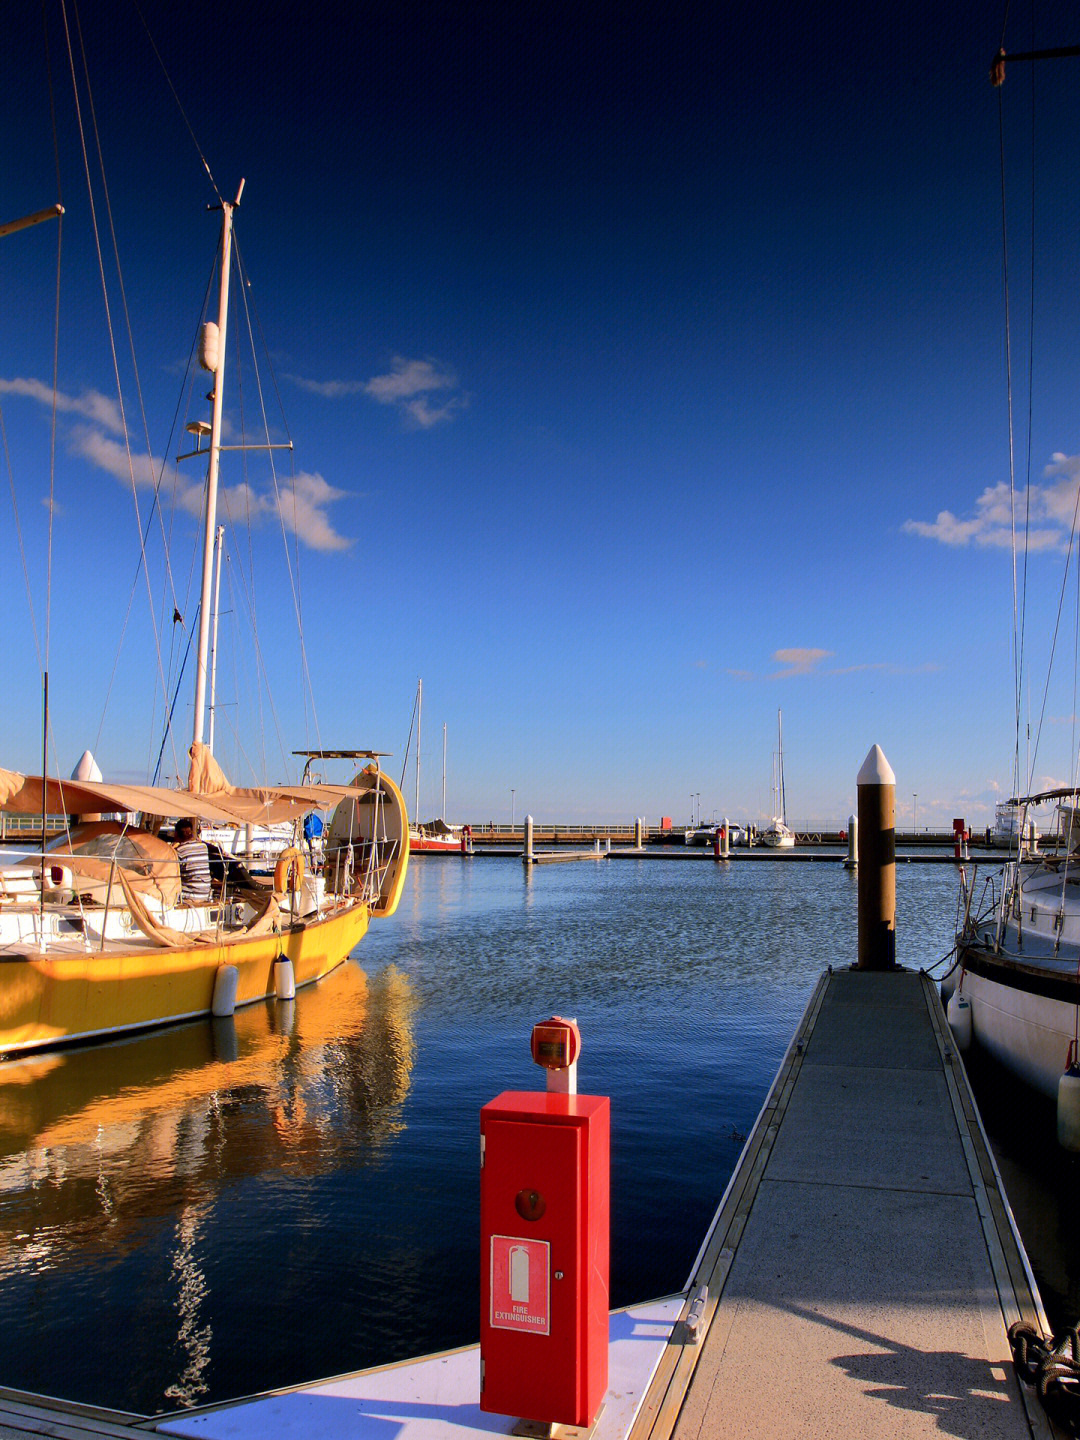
[415,677,422,821]
[442,723,447,822]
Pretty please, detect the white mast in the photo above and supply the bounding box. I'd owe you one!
[192,180,244,748]
[207,525,225,754]
[414,678,422,821]
[442,722,447,821]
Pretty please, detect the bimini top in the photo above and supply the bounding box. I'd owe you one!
[1008,788,1080,806]
[0,743,393,828]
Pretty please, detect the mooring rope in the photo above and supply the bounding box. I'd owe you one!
[1009,1320,1080,1432]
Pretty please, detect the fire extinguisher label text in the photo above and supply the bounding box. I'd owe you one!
[490,1235,550,1335]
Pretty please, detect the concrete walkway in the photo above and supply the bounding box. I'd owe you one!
[631,967,1061,1440]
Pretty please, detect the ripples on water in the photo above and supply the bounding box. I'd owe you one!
[0,857,965,1411]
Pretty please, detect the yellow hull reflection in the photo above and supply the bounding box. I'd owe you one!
[0,960,415,1175]
[0,959,417,1411]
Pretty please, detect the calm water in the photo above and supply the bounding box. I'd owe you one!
[0,854,1036,1413]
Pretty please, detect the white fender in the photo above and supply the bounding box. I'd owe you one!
[946,989,971,1051]
[212,964,239,1017]
[274,955,296,1001]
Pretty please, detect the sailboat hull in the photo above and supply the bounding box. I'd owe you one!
[0,900,371,1057]
[954,942,1077,1099]
[408,827,464,853]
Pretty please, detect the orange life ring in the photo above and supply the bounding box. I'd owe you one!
[274,847,305,893]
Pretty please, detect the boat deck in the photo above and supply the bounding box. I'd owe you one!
[0,967,1061,1440]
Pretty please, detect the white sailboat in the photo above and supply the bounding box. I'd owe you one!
[0,161,409,1053]
[950,39,1080,1105]
[404,681,469,853]
[761,709,796,849]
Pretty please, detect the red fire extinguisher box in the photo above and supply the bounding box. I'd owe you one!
[480,1091,610,1428]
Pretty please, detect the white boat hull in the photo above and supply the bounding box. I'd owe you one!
[957,959,1076,1098]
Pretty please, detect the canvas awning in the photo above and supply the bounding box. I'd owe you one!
[0,745,389,827]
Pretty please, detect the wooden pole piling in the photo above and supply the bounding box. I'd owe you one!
[857,746,896,970]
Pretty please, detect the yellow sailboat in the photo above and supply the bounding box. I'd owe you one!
[0,188,409,1056]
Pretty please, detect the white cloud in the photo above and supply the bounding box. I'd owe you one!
[729,650,939,682]
[0,377,124,434]
[285,376,367,399]
[6,377,352,553]
[904,459,1080,551]
[287,355,465,428]
[241,471,353,554]
[771,648,833,676]
[71,426,161,489]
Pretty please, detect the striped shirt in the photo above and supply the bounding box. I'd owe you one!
[176,838,212,903]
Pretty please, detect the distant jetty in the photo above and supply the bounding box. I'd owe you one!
[447,824,980,850]
[0,813,994,853]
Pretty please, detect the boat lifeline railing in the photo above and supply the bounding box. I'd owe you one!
[997,861,1017,951]
[958,863,1001,948]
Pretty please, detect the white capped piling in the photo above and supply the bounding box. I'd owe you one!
[634,817,644,849]
[857,745,896,970]
[70,750,104,823]
[523,814,535,866]
[844,814,857,870]
[721,817,730,859]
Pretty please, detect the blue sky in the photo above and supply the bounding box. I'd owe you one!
[4,0,1080,830]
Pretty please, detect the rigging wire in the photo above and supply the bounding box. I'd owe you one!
[27,1,329,789]
[1028,484,1080,791]
[233,235,324,770]
[95,332,207,780]
[997,78,1023,799]
[400,684,421,791]
[58,0,180,770]
[128,0,224,208]
[0,408,45,675]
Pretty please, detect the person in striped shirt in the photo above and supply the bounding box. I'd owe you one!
[174,818,212,904]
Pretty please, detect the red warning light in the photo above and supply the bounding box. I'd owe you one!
[530,1016,581,1071]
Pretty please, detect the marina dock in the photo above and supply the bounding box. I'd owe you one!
[630,966,1056,1440]
[0,963,1058,1440]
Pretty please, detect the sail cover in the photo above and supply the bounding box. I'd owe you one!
[0,746,389,828]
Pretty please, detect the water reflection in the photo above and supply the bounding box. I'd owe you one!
[0,861,964,1414]
[0,961,415,1410]
[165,1200,212,1406]
[0,961,415,1181]
[964,1047,1080,1334]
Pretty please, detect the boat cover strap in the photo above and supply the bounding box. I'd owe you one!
[115,866,195,949]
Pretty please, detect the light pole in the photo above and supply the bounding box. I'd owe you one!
[913,793,917,836]
[511,789,516,828]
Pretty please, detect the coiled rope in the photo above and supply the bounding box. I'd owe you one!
[1009,1320,1080,1431]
